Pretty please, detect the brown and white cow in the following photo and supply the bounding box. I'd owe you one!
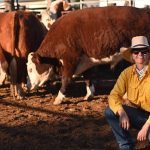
[40,0,71,29]
[0,11,47,99]
[27,6,150,105]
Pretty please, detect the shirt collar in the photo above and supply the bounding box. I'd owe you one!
[131,61,150,74]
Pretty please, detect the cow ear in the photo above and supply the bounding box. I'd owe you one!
[32,53,41,65]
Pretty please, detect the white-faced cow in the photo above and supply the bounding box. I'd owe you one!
[40,0,71,29]
[27,6,150,105]
[0,11,47,99]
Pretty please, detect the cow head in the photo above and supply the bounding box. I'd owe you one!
[26,52,58,90]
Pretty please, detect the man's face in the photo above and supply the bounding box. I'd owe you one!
[132,48,149,65]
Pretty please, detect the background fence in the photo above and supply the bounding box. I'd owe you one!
[0,0,150,13]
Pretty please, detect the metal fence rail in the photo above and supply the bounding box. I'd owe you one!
[0,0,124,11]
[0,0,128,12]
[0,0,47,12]
[0,0,149,12]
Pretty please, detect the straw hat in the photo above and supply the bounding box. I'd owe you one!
[120,36,149,62]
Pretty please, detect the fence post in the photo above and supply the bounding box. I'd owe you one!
[80,0,82,9]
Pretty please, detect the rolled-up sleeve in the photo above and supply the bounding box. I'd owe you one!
[147,116,150,124]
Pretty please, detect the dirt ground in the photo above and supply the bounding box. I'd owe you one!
[0,77,150,150]
[1,6,150,150]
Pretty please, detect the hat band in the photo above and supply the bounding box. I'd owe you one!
[132,44,149,48]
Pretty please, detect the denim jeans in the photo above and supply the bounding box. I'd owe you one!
[105,105,150,150]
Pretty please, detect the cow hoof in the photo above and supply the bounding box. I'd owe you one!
[53,91,65,105]
[53,98,63,105]
[17,95,24,100]
[84,95,94,101]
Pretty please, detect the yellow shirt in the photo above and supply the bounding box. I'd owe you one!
[108,62,150,123]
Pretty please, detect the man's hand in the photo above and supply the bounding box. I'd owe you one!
[117,108,130,130]
[137,121,150,141]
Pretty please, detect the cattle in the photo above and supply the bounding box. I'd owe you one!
[27,6,150,105]
[40,0,71,29]
[0,11,47,99]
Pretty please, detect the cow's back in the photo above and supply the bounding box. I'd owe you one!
[38,6,150,59]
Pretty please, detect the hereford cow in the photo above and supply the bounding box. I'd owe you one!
[40,0,71,29]
[27,6,150,105]
[0,11,47,99]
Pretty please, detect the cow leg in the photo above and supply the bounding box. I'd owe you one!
[53,76,71,105]
[10,84,15,99]
[84,80,95,100]
[16,58,27,99]
[53,58,78,105]
[0,46,8,85]
[16,83,25,99]
[9,57,17,99]
[10,83,25,100]
[9,57,25,99]
[9,60,21,99]
[0,62,7,86]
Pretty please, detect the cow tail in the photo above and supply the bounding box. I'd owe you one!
[10,12,20,98]
[12,12,19,56]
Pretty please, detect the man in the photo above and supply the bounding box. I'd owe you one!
[105,36,150,150]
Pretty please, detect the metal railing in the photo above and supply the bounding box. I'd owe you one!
[0,0,129,11]
[0,0,149,12]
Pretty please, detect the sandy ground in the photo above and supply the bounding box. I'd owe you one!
[0,77,150,150]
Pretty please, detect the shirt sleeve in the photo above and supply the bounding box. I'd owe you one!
[108,69,127,114]
[147,116,150,124]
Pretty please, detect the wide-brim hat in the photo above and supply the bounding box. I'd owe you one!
[120,36,149,63]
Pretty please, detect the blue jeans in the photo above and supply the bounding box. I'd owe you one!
[105,105,150,150]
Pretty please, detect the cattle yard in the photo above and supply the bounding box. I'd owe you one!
[1,3,150,150]
[0,61,150,150]
[0,78,150,150]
